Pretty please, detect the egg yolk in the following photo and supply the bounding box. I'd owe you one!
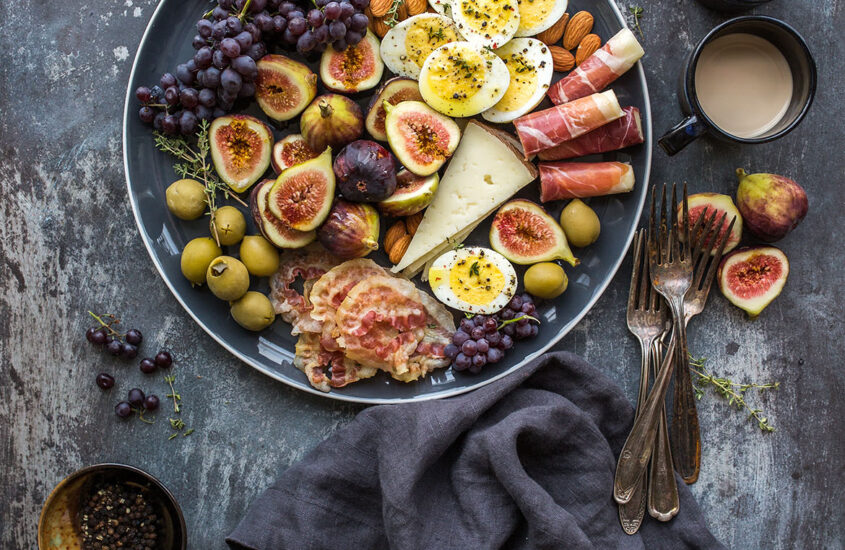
[448,258,506,306]
[424,46,487,101]
[405,23,459,68]
[457,0,517,39]
[495,51,540,111]
[517,0,554,30]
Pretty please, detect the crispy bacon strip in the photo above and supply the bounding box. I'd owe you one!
[548,28,645,105]
[269,246,339,335]
[513,90,624,157]
[539,161,635,201]
[536,107,644,161]
[294,333,377,392]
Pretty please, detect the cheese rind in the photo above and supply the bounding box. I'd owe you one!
[392,120,538,272]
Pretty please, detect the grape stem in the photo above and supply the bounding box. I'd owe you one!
[497,314,540,330]
[237,0,254,21]
[88,311,123,340]
[133,408,156,424]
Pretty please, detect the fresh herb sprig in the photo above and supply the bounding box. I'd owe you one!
[384,0,403,28]
[629,6,644,38]
[690,355,780,433]
[153,120,246,246]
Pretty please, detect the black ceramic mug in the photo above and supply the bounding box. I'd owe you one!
[659,16,816,156]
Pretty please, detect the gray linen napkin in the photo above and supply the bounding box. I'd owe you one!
[227,351,726,550]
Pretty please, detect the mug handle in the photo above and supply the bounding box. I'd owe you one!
[658,115,708,156]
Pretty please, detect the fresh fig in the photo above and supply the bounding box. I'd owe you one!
[377,169,439,217]
[271,134,320,174]
[384,101,460,176]
[365,77,423,141]
[249,179,316,248]
[490,200,578,266]
[210,114,274,193]
[267,148,335,232]
[736,168,808,242]
[319,30,384,93]
[300,94,364,153]
[254,54,318,121]
[718,246,789,318]
[333,140,397,202]
[317,199,380,259]
[678,193,743,255]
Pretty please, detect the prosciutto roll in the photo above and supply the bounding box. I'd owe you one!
[539,161,635,201]
[548,29,645,105]
[514,90,624,157]
[537,107,644,161]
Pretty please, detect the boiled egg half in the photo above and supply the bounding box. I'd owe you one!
[428,247,517,314]
[419,41,510,117]
[380,14,462,80]
[514,0,568,37]
[482,38,553,123]
[450,0,520,49]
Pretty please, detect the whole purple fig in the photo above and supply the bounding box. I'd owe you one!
[736,168,808,242]
[333,140,397,202]
[317,199,380,259]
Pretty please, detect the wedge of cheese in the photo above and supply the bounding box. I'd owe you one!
[392,120,539,273]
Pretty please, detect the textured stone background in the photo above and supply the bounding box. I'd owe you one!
[1,0,843,548]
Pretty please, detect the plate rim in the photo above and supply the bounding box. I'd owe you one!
[122,0,652,404]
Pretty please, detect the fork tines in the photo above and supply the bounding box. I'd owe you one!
[648,183,692,267]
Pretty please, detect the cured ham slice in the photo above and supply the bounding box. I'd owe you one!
[294,333,377,392]
[548,28,645,105]
[537,107,644,161]
[514,90,624,157]
[269,245,339,335]
[539,161,635,201]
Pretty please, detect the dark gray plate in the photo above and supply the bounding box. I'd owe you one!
[123,0,651,403]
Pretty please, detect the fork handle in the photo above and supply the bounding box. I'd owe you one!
[648,341,680,521]
[668,296,701,484]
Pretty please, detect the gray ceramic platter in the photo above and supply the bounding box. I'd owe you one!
[123,0,652,403]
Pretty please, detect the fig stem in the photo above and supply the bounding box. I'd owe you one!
[318,99,334,118]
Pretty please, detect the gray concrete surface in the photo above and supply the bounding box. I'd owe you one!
[1,0,843,548]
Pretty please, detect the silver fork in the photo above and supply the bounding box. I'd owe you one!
[618,229,668,534]
[614,183,695,503]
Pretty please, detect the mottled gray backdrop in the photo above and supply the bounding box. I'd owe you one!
[1,0,843,548]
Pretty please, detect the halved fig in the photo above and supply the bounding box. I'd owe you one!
[249,179,316,249]
[254,54,318,121]
[271,134,320,174]
[718,246,789,318]
[377,169,439,217]
[678,193,743,255]
[320,30,384,93]
[300,94,364,153]
[490,199,578,266]
[210,115,274,193]
[384,101,460,176]
[267,148,335,232]
[365,77,423,141]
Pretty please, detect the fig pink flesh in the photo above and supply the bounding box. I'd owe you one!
[274,169,328,226]
[397,112,453,164]
[726,254,784,300]
[495,209,558,256]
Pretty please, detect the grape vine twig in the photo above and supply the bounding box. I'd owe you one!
[690,355,780,433]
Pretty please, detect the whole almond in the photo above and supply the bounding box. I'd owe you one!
[562,11,594,50]
[550,45,575,72]
[384,220,408,254]
[373,16,391,37]
[370,0,392,18]
[406,0,427,16]
[397,0,408,21]
[535,13,569,46]
[576,34,601,65]
[405,211,424,235]
[389,234,412,264]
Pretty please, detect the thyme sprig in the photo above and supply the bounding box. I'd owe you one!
[690,355,780,433]
[629,6,644,38]
[384,0,403,28]
[164,374,182,413]
[153,120,246,246]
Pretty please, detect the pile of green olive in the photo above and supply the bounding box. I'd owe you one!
[168,178,280,333]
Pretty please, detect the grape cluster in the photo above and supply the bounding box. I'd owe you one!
[86,318,143,360]
[135,0,370,133]
[445,294,540,374]
[115,388,160,419]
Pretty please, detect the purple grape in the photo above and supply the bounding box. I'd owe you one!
[283,28,297,44]
[271,16,287,34]
[308,9,324,27]
[180,87,199,108]
[226,16,243,34]
[106,339,123,356]
[192,34,206,50]
[332,38,347,51]
[135,86,151,103]
[139,106,155,123]
[350,13,369,32]
[197,18,213,37]
[231,55,256,77]
[160,72,177,89]
[461,340,478,357]
[194,104,213,120]
[345,30,362,45]
[221,68,242,93]
[179,110,198,134]
[453,353,471,371]
[473,314,487,327]
[472,353,487,369]
[234,31,253,50]
[198,87,217,107]
[212,20,227,40]
[115,402,132,418]
[501,309,515,320]
[339,2,354,18]
[249,0,267,12]
[176,63,194,85]
[452,330,469,346]
[128,388,145,408]
[185,59,198,73]
[153,111,166,131]
[316,0,330,6]
[502,324,516,337]
[144,394,160,411]
[509,296,523,311]
[120,343,138,360]
[213,6,228,20]
[324,1,341,19]
[212,107,227,118]
[155,351,173,368]
[529,324,539,338]
[516,316,529,326]
[195,46,213,68]
[444,343,459,359]
[483,317,498,333]
[255,13,273,32]
[288,10,304,20]
[163,86,179,105]
[476,338,489,354]
[125,329,142,346]
[85,326,98,343]
[163,114,179,134]
[486,331,501,347]
[351,0,368,9]
[279,2,296,15]
[149,85,164,101]
[470,327,484,340]
[246,41,268,59]
[139,358,157,374]
[459,318,474,333]
[522,302,536,315]
[314,24,329,43]
[501,334,514,350]
[288,16,307,36]
[219,0,234,8]
[515,323,532,339]
[96,372,115,389]
[220,37,241,58]
[237,81,255,98]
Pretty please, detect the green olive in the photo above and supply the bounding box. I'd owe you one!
[180,237,222,285]
[560,199,601,248]
[211,206,247,246]
[230,291,276,331]
[240,235,280,277]
[166,179,206,220]
[524,262,568,299]
[206,256,250,301]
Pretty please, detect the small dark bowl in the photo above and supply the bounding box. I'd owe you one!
[696,0,774,12]
[38,463,187,549]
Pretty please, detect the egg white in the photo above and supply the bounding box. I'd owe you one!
[514,0,568,37]
[428,247,517,314]
[380,14,462,80]
[449,0,520,49]
[482,38,553,123]
[427,0,452,17]
[419,41,510,117]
